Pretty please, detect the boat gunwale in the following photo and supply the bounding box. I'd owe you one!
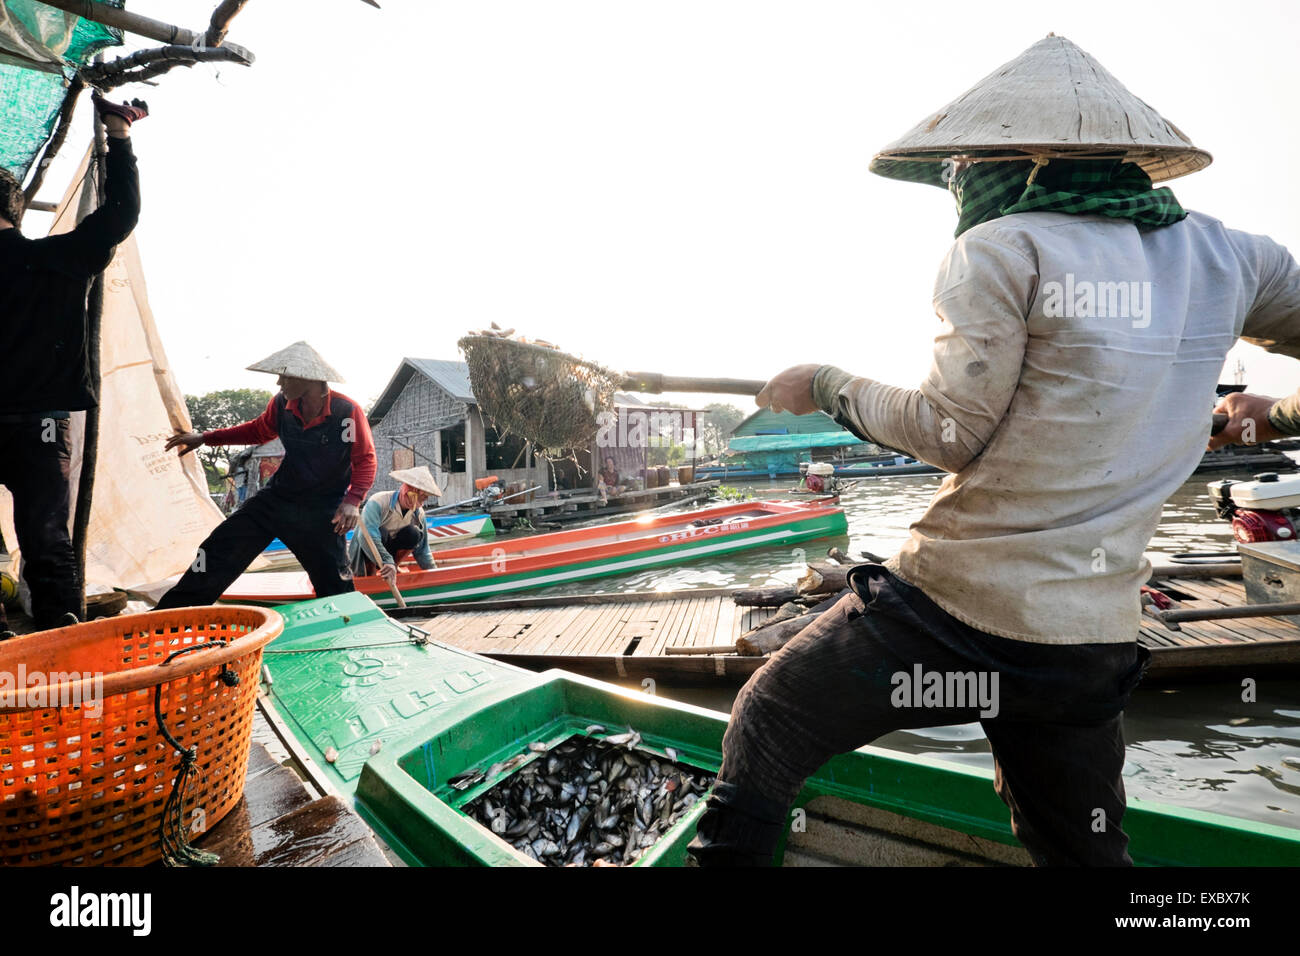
[225,499,847,603]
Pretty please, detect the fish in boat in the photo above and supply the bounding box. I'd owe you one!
[255,591,1300,866]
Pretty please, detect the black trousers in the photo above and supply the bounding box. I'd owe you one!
[156,488,353,609]
[350,522,422,576]
[0,418,80,629]
[688,565,1150,867]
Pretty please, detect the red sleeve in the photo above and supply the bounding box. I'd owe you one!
[203,397,279,447]
[344,403,377,507]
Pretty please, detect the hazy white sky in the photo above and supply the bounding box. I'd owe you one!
[26,0,1300,413]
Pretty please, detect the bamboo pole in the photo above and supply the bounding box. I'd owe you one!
[205,0,251,47]
[23,77,85,209]
[71,106,110,622]
[82,44,251,89]
[34,0,254,63]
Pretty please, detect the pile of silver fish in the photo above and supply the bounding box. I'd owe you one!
[460,728,715,867]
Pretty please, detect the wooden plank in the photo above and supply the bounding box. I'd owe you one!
[618,599,672,656]
[511,605,589,654]
[388,586,740,616]
[1138,627,1181,648]
[714,599,739,648]
[676,595,711,651]
[568,601,633,656]
[509,604,591,656]
[590,602,640,655]
[690,596,725,648]
[517,608,595,655]
[638,597,693,657]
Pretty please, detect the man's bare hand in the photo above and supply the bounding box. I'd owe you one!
[333,502,360,535]
[1208,392,1284,450]
[165,431,204,456]
[378,563,398,586]
[756,364,823,415]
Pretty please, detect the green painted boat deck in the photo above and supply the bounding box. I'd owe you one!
[260,591,1300,866]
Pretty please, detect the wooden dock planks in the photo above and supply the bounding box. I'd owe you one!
[405,578,1300,685]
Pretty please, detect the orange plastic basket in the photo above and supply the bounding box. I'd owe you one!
[0,606,282,866]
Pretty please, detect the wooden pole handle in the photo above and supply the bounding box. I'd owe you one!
[355,519,406,609]
[619,372,767,395]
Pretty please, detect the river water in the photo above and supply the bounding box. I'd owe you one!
[536,468,1300,832]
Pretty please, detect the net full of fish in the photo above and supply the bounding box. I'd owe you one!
[460,732,715,867]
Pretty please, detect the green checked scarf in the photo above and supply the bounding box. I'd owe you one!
[948,157,1186,237]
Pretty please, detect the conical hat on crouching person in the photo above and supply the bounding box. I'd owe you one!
[246,341,345,382]
[390,466,442,497]
[869,34,1211,189]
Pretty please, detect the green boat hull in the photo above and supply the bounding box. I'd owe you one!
[259,592,1300,866]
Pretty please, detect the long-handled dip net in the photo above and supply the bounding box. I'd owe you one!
[458,332,767,456]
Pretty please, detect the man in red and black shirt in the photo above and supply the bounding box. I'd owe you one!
[157,342,376,608]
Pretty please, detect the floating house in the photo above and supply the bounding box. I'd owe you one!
[701,409,880,479]
[367,358,552,504]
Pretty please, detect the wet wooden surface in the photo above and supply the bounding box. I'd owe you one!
[197,743,391,867]
[407,577,1300,685]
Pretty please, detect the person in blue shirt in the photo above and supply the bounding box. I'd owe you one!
[350,466,442,584]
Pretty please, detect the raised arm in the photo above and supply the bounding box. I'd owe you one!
[32,97,146,279]
[806,236,1033,472]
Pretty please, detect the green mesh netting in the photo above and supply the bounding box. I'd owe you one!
[0,0,124,178]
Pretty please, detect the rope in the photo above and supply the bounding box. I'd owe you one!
[262,632,431,656]
[153,640,237,867]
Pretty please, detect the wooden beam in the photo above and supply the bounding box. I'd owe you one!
[34,0,254,64]
[22,76,84,208]
[82,43,251,90]
[205,0,251,47]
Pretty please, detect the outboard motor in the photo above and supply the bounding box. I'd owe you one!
[802,462,836,494]
[1208,474,1300,543]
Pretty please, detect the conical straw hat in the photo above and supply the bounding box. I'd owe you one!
[390,466,442,497]
[246,341,345,382]
[870,34,1210,185]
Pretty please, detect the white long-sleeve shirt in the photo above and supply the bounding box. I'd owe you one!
[816,210,1300,645]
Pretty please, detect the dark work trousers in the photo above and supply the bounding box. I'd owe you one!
[351,522,422,576]
[156,487,353,609]
[688,565,1150,867]
[0,417,80,629]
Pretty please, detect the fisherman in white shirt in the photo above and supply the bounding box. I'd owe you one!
[350,467,442,585]
[689,35,1300,867]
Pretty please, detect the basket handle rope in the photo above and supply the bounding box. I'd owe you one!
[153,640,240,867]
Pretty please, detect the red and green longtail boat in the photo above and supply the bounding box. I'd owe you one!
[222,498,847,608]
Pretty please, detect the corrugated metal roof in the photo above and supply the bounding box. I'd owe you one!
[733,407,840,436]
[729,431,861,452]
[406,358,476,403]
[368,358,476,426]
